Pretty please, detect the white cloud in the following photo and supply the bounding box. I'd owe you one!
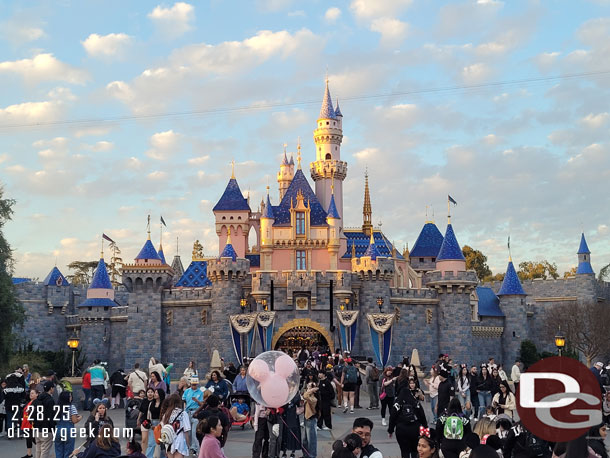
[325,7,341,23]
[145,130,181,160]
[106,80,134,104]
[187,155,210,165]
[370,17,408,46]
[0,53,88,84]
[533,51,560,73]
[83,141,114,152]
[350,0,412,20]
[353,147,380,161]
[82,33,132,59]
[148,171,168,180]
[580,112,609,129]
[0,101,59,124]
[256,0,294,12]
[74,126,112,138]
[148,2,195,39]
[125,157,142,169]
[461,62,492,84]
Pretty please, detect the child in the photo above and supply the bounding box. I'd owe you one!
[229,397,249,422]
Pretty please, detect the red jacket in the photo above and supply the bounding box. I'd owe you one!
[82,372,91,389]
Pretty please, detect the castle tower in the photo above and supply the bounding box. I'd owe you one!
[362,172,373,237]
[497,257,527,364]
[213,170,251,258]
[576,233,594,275]
[157,244,167,265]
[410,220,444,273]
[220,228,238,261]
[327,192,341,270]
[310,80,347,230]
[435,221,466,276]
[260,189,275,270]
[277,152,294,201]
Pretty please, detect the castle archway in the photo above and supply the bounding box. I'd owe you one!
[272,318,334,353]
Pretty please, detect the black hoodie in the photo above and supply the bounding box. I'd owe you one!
[32,391,56,432]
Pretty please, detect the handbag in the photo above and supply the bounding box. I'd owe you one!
[153,422,162,444]
[379,380,387,400]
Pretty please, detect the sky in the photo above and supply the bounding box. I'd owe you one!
[1,0,610,280]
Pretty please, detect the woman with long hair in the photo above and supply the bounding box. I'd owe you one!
[148,371,167,392]
[54,390,82,458]
[21,388,37,458]
[491,381,516,420]
[184,361,197,379]
[83,400,114,447]
[161,393,191,458]
[417,429,440,458]
[476,365,493,419]
[380,366,397,427]
[204,371,229,402]
[489,368,501,398]
[127,440,147,458]
[456,365,472,418]
[394,368,410,397]
[388,377,427,458]
[436,398,471,458]
[144,388,165,458]
[137,388,155,453]
[424,367,440,424]
[197,416,225,458]
[81,424,121,458]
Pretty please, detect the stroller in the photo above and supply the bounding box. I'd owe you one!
[228,392,252,429]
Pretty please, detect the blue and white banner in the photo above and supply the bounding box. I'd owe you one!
[229,313,257,364]
[256,311,276,352]
[337,310,359,353]
[366,313,395,367]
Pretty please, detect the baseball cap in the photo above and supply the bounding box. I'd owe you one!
[190,376,199,384]
[42,380,54,392]
[595,362,603,368]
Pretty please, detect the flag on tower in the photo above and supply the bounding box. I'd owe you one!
[448,195,457,205]
[160,216,167,227]
[102,233,115,244]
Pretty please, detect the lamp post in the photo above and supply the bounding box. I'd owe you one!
[555,327,566,356]
[261,299,268,311]
[376,296,384,313]
[67,333,80,377]
[344,297,350,310]
[240,298,247,313]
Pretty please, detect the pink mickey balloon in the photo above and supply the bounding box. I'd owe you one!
[260,373,290,408]
[248,358,270,381]
[275,353,296,378]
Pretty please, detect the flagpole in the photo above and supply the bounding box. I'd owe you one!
[101,234,104,258]
[447,197,451,223]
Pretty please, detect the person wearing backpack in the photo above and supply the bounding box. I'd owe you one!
[341,359,358,414]
[333,359,345,405]
[436,398,471,458]
[502,422,551,458]
[388,377,427,458]
[365,358,380,410]
[160,393,191,458]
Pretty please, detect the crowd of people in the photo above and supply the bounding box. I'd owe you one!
[0,349,608,458]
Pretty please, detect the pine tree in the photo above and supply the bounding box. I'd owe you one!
[0,187,24,361]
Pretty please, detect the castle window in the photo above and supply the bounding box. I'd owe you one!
[419,258,424,263]
[325,153,332,160]
[296,250,306,270]
[296,212,305,235]
[432,258,436,262]
[326,121,329,125]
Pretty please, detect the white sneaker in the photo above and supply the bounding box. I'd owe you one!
[322,426,331,431]
[343,406,348,413]
[382,418,387,426]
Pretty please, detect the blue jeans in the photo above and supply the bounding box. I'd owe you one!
[430,396,438,423]
[55,422,75,458]
[188,411,199,453]
[303,417,317,458]
[457,389,471,416]
[146,419,159,458]
[82,388,91,410]
[478,391,492,417]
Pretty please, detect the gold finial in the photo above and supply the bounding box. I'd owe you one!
[231,160,235,179]
[147,214,151,240]
[283,143,287,154]
[331,169,335,194]
[192,240,204,260]
[101,235,104,259]
[325,67,329,85]
[297,137,302,169]
[266,184,270,194]
[369,231,375,245]
[227,227,232,245]
[351,241,356,258]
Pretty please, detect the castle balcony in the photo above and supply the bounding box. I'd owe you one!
[310,159,347,181]
[424,270,478,293]
[65,314,80,330]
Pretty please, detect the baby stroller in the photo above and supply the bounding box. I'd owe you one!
[229,392,252,429]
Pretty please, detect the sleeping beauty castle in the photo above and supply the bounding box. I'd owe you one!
[14,81,610,371]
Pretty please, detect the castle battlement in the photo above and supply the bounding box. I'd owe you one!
[390,287,437,301]
[161,287,211,303]
[352,257,395,279]
[207,257,250,281]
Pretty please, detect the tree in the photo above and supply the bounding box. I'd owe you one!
[518,260,559,280]
[518,340,540,369]
[0,187,24,361]
[67,261,101,285]
[462,245,492,280]
[598,263,610,282]
[563,267,577,278]
[544,300,610,367]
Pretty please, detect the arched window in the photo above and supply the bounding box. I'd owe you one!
[325,153,332,160]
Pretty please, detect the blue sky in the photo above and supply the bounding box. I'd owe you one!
[1,0,609,280]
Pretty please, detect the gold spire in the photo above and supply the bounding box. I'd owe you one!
[227,227,232,245]
[297,137,302,170]
[362,170,373,236]
[231,160,235,179]
[147,214,151,240]
[351,240,356,258]
[331,170,335,194]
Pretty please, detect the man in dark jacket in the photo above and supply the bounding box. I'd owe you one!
[436,370,454,417]
[33,381,56,458]
[4,367,26,436]
[317,371,334,430]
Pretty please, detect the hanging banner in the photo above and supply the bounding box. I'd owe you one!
[229,313,257,364]
[336,310,359,353]
[256,311,276,352]
[366,313,395,367]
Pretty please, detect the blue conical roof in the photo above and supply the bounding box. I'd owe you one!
[213,178,251,212]
[262,193,275,219]
[577,233,590,254]
[436,224,465,261]
[135,239,161,260]
[410,222,444,258]
[327,194,340,219]
[319,82,336,120]
[577,261,594,274]
[220,243,237,261]
[282,152,289,166]
[43,266,69,286]
[90,258,112,289]
[273,169,328,226]
[363,234,380,260]
[334,99,342,117]
[158,246,167,264]
[497,261,526,296]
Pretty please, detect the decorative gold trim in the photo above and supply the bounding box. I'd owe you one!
[471,326,504,338]
[272,318,334,349]
[533,297,577,302]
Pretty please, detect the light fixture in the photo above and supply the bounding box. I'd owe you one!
[240,298,247,313]
[555,327,566,356]
[376,296,384,313]
[67,332,80,377]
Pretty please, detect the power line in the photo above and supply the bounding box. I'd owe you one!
[2,69,610,131]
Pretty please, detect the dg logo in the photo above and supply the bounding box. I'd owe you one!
[516,356,602,442]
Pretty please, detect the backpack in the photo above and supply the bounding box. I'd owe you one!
[345,366,358,384]
[522,431,547,457]
[443,415,465,440]
[394,401,417,423]
[370,366,380,382]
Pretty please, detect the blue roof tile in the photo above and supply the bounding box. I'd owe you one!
[78,297,117,308]
[158,247,167,264]
[577,233,590,254]
[577,261,594,274]
[319,82,336,119]
[262,194,275,219]
[220,243,237,261]
[213,178,251,212]
[175,261,212,287]
[437,224,465,261]
[410,223,444,258]
[90,258,113,289]
[272,169,328,227]
[43,266,70,286]
[476,286,505,317]
[341,230,404,260]
[246,254,260,267]
[327,194,340,219]
[497,261,526,296]
[12,277,32,285]
[136,239,161,260]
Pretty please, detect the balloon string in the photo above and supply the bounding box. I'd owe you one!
[278,413,312,457]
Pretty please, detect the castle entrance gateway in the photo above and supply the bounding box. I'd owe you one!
[272,318,333,353]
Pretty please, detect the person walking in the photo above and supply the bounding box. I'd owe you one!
[280,393,302,458]
[197,416,225,458]
[21,387,37,458]
[109,368,127,409]
[4,366,26,436]
[82,369,92,411]
[83,399,114,447]
[491,381,516,420]
[54,391,81,458]
[204,371,229,402]
[333,359,345,405]
[137,388,155,452]
[380,366,397,427]
[88,360,109,402]
[341,359,358,414]
[183,376,205,456]
[317,370,334,430]
[161,393,191,458]
[510,359,521,394]
[388,377,427,458]
[468,366,479,420]
[233,366,248,393]
[32,381,56,458]
[424,367,440,424]
[436,370,454,418]
[252,403,270,458]
[127,363,148,400]
[144,389,165,458]
[148,371,167,393]
[475,365,493,419]
[302,382,319,458]
[365,358,380,410]
[354,362,363,409]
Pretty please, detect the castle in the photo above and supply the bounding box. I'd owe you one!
[14,82,610,372]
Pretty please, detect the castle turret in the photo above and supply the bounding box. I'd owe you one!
[157,244,167,265]
[410,221,444,273]
[435,222,466,276]
[79,257,115,306]
[362,172,373,237]
[311,80,347,230]
[213,169,251,258]
[497,260,526,296]
[220,228,238,261]
[327,192,341,269]
[260,189,275,270]
[277,152,294,201]
[576,233,594,275]
[497,257,527,366]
